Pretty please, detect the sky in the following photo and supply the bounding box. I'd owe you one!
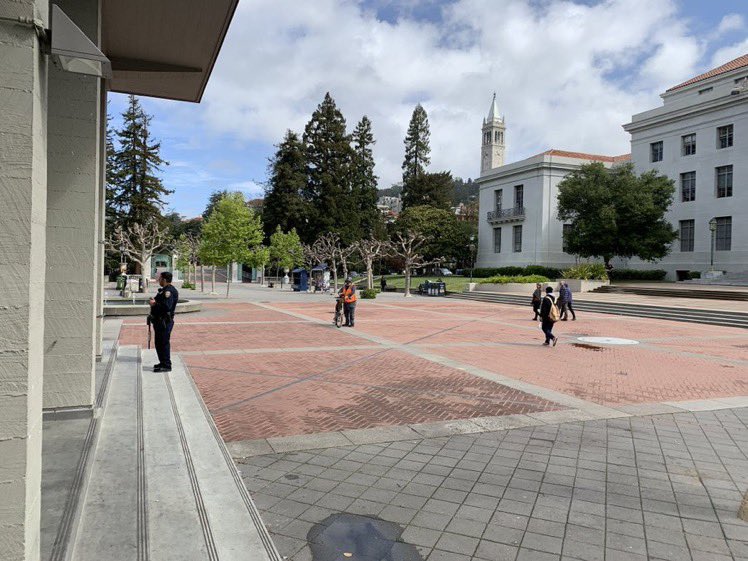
[108,0,748,218]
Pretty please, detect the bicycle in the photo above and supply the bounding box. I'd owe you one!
[332,296,344,328]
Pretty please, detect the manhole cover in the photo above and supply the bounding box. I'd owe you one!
[577,336,639,345]
[308,513,423,560]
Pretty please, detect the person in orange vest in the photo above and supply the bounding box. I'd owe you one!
[339,277,358,327]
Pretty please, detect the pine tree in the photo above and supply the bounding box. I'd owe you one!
[351,116,380,238]
[110,95,172,228]
[105,109,119,225]
[401,104,431,210]
[303,92,358,243]
[263,130,309,240]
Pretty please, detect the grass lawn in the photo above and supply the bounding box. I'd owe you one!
[379,275,470,293]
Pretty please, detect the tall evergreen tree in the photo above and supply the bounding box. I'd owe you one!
[105,109,119,226]
[303,92,358,243]
[263,130,309,239]
[351,116,380,237]
[202,189,233,221]
[401,104,431,210]
[110,95,172,228]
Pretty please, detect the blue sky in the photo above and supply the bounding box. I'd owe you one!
[108,0,748,218]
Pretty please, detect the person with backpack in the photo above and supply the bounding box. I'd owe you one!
[540,286,559,346]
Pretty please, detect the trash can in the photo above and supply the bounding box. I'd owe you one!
[116,275,126,290]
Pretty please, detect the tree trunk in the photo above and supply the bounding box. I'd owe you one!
[200,264,205,292]
[366,257,373,290]
[226,263,232,298]
[404,267,412,297]
[332,258,338,292]
[260,265,265,285]
[211,266,216,294]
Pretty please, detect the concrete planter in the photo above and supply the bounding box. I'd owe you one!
[475,282,546,294]
[556,279,609,293]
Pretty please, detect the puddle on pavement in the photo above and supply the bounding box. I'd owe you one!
[571,343,604,351]
[284,474,299,480]
[308,513,423,561]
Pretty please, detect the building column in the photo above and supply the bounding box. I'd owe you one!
[43,0,101,410]
[0,2,49,560]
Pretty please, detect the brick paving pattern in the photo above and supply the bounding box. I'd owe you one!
[238,408,748,561]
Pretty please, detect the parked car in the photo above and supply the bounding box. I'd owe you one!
[438,268,454,276]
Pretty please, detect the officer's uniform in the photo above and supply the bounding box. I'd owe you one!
[151,284,178,370]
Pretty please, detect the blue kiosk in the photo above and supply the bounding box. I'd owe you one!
[291,268,309,292]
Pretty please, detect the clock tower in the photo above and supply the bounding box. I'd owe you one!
[481,93,505,175]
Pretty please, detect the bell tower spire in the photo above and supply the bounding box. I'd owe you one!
[481,92,505,174]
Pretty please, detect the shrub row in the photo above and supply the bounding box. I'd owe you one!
[479,275,550,285]
[473,266,563,279]
[561,263,608,281]
[608,269,667,281]
[360,288,378,299]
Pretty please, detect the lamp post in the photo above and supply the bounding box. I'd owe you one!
[708,218,717,271]
[469,235,476,283]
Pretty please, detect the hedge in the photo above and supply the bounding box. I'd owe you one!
[561,263,608,281]
[360,288,377,299]
[479,275,550,284]
[608,269,667,281]
[473,266,563,279]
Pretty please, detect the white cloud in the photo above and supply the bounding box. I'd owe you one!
[187,0,714,188]
[711,37,748,68]
[716,13,745,35]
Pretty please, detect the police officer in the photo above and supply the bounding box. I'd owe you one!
[149,271,179,372]
[339,277,357,327]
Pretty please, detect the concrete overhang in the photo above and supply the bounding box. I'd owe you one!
[101,0,239,103]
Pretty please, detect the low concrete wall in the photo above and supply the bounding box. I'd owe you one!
[475,282,543,294]
[557,279,609,293]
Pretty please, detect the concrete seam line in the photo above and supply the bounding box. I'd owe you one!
[136,351,150,561]
[179,355,284,561]
[163,368,220,561]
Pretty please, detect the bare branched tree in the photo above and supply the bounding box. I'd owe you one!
[389,230,442,297]
[106,220,170,291]
[313,233,341,291]
[354,238,391,289]
[338,244,356,281]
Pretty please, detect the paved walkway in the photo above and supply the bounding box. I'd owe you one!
[239,407,748,561]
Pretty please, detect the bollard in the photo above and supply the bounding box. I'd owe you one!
[739,490,748,522]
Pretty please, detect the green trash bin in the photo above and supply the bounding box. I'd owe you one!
[116,275,126,290]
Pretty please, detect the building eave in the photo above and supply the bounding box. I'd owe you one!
[623,93,747,134]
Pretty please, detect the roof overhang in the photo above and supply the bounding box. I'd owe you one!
[101,0,239,103]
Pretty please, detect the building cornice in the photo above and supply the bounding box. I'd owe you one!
[477,158,586,187]
[623,94,747,134]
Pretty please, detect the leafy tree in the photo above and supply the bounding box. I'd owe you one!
[406,170,453,210]
[401,104,431,209]
[303,93,358,243]
[351,116,380,237]
[557,162,678,268]
[110,95,172,228]
[164,212,202,240]
[269,226,304,278]
[202,189,233,221]
[199,192,264,297]
[263,130,309,239]
[397,205,472,266]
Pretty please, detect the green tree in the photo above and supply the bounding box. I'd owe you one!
[557,162,678,268]
[263,130,309,239]
[401,104,431,209]
[303,92,358,243]
[202,189,234,221]
[199,192,264,297]
[269,226,304,278]
[351,116,380,237]
[110,95,172,228]
[406,170,453,210]
[397,205,472,266]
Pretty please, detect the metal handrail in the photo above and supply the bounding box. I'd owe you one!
[487,207,525,221]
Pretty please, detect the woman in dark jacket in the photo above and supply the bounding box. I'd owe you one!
[531,283,542,320]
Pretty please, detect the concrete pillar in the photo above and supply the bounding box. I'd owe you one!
[43,0,102,409]
[0,2,49,559]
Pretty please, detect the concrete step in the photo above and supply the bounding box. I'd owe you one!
[69,346,281,561]
[448,292,748,329]
[593,285,748,301]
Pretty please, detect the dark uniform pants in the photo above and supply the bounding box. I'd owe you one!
[344,303,356,326]
[154,319,174,368]
[541,318,555,343]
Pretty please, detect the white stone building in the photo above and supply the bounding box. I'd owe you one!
[623,54,748,278]
[477,54,748,278]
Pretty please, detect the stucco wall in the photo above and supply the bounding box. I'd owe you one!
[44,0,101,409]
[0,1,49,559]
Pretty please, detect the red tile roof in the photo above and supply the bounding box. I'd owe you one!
[538,149,631,163]
[666,53,748,92]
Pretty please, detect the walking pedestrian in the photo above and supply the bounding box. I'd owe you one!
[339,277,358,327]
[556,282,567,320]
[540,286,559,346]
[380,275,387,292]
[561,282,576,321]
[531,283,542,320]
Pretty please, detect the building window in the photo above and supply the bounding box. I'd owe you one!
[716,165,733,198]
[514,184,524,209]
[513,225,522,253]
[650,141,663,162]
[716,217,731,251]
[562,224,573,253]
[679,220,694,252]
[698,87,713,95]
[681,171,696,202]
[494,189,503,211]
[493,228,501,253]
[484,131,490,145]
[717,125,733,149]
[682,133,696,156]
